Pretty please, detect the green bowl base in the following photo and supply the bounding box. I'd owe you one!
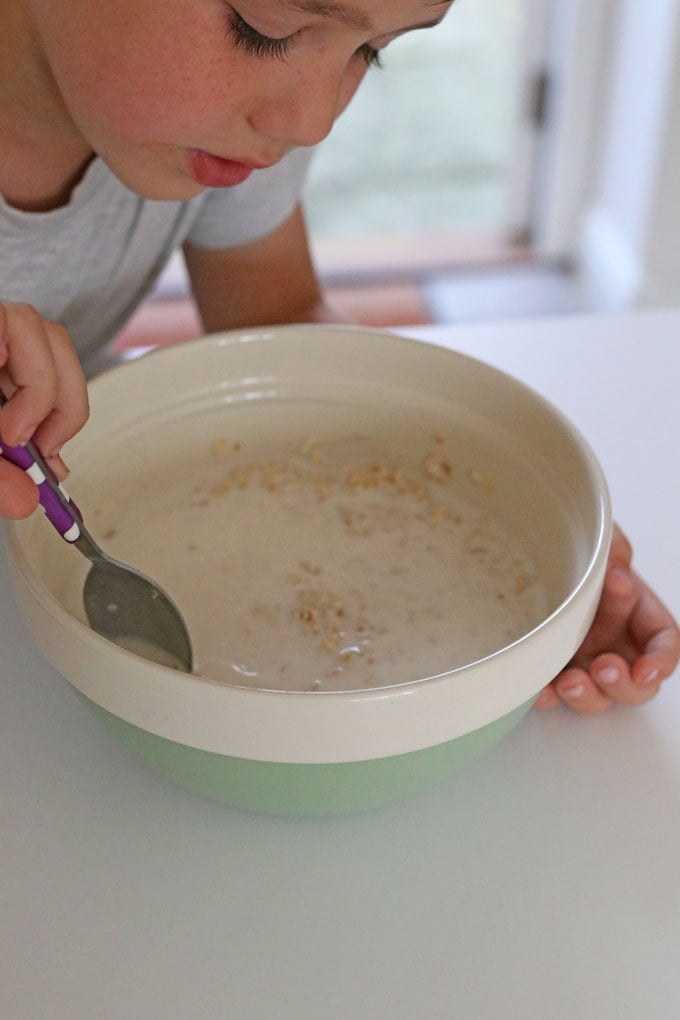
[82,695,535,816]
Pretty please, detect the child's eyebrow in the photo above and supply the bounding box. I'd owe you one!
[285,1,373,31]
[284,0,451,34]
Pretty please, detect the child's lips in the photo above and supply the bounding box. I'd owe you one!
[188,149,274,188]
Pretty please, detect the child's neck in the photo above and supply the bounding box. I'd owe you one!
[0,124,95,213]
[0,2,94,211]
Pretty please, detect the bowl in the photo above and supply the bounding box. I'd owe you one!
[5,325,612,814]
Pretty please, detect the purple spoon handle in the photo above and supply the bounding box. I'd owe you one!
[0,396,83,543]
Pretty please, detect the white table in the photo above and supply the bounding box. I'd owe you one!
[2,309,679,1019]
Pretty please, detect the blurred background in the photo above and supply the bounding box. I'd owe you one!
[117,0,680,346]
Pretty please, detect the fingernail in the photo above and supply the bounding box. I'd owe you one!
[597,666,620,685]
[564,683,585,698]
[640,668,660,686]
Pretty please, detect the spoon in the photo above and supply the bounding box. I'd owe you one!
[0,402,193,672]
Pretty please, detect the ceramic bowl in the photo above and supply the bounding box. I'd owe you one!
[5,326,611,814]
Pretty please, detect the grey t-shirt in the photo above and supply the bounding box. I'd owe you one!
[0,147,312,371]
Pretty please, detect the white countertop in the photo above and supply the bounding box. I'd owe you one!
[2,308,679,1019]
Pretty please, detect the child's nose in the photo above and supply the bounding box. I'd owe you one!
[248,69,343,148]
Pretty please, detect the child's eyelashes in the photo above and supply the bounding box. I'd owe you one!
[226,9,296,61]
[357,44,383,69]
[225,8,383,68]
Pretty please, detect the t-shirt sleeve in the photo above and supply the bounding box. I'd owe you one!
[185,147,314,250]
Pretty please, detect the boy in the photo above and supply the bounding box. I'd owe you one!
[1,0,678,712]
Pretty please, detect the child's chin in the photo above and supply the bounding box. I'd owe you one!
[102,154,205,201]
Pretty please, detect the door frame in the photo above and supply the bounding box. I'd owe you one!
[505,0,617,260]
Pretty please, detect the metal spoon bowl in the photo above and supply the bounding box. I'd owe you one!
[0,407,193,672]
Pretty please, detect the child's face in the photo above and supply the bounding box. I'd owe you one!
[29,0,450,199]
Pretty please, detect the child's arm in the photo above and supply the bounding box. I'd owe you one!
[536,524,680,713]
[0,302,89,519]
[184,205,338,332]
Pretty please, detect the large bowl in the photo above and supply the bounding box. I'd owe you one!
[5,326,611,814]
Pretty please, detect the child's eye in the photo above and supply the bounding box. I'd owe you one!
[356,44,383,69]
[226,9,296,60]
[225,8,383,69]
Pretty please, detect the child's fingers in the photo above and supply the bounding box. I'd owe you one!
[1,306,88,519]
[602,563,636,600]
[630,638,679,690]
[607,524,633,571]
[589,652,662,706]
[552,665,613,715]
[536,524,678,716]
[534,684,561,710]
[0,457,40,519]
[0,302,59,444]
[30,320,89,460]
[628,579,680,682]
[568,563,638,668]
[542,652,665,716]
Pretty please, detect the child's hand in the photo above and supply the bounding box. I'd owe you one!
[535,524,680,713]
[0,302,88,519]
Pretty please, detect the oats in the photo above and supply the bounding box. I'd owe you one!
[468,468,495,493]
[424,450,452,481]
[211,437,229,456]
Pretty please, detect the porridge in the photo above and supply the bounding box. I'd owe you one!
[67,405,551,691]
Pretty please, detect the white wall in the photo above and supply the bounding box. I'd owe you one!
[529,0,616,259]
[577,0,680,308]
[639,31,680,307]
